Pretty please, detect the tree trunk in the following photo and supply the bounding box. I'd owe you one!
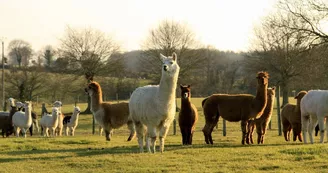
[281,83,289,106]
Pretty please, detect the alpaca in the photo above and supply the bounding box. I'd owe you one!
[247,87,276,144]
[12,101,32,138]
[202,71,269,145]
[281,91,307,142]
[0,98,18,137]
[16,101,39,135]
[179,84,198,145]
[53,101,64,136]
[129,52,180,153]
[301,90,328,144]
[85,81,135,142]
[40,107,60,137]
[63,106,81,136]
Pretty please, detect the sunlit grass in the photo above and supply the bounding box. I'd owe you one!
[0,97,326,173]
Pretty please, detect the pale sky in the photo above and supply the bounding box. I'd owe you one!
[0,0,277,53]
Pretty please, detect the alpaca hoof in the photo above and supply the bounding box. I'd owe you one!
[106,138,110,141]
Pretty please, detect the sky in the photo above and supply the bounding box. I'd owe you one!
[0,0,277,53]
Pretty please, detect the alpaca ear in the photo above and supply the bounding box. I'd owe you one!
[187,85,191,88]
[172,52,177,61]
[180,84,183,89]
[160,54,166,62]
[272,87,275,90]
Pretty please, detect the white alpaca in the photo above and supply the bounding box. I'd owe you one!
[16,101,39,133]
[40,107,60,137]
[64,106,81,136]
[53,101,64,136]
[301,90,328,144]
[12,101,32,138]
[129,52,180,153]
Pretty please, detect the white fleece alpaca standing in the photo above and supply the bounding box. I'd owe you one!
[12,102,32,138]
[53,101,64,136]
[129,52,180,153]
[64,106,81,136]
[301,90,328,144]
[40,107,60,137]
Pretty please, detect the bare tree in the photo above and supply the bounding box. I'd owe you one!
[58,26,120,113]
[141,20,205,82]
[7,39,33,67]
[277,0,328,47]
[246,13,310,105]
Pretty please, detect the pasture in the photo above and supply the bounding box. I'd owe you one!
[0,98,327,173]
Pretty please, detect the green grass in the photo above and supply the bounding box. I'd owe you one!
[0,97,327,173]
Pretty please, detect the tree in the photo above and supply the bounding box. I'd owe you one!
[141,20,205,82]
[42,45,56,68]
[246,12,310,105]
[7,39,33,67]
[59,26,120,113]
[277,0,328,47]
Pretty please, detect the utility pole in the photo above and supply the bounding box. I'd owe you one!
[1,40,4,111]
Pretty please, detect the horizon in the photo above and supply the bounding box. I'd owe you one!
[0,0,277,53]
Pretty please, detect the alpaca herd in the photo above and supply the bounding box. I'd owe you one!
[2,52,327,154]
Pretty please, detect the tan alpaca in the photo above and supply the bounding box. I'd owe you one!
[247,87,275,144]
[202,71,269,144]
[281,91,307,142]
[85,81,135,141]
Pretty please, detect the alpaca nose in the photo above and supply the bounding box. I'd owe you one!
[163,65,168,71]
[84,88,88,93]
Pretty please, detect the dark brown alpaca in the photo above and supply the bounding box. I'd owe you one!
[179,85,198,145]
[281,91,307,142]
[247,87,275,144]
[202,71,269,145]
[85,81,135,141]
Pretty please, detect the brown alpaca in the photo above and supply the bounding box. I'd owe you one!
[179,85,198,145]
[247,87,275,144]
[85,81,135,141]
[202,71,269,144]
[281,91,307,142]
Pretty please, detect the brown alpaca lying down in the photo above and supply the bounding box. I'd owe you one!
[281,91,307,142]
[202,71,269,145]
[85,81,135,141]
[247,87,275,144]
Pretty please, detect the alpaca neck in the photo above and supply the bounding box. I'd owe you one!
[52,113,59,127]
[158,73,178,103]
[254,84,268,111]
[296,100,301,113]
[263,95,274,115]
[25,107,32,124]
[70,112,80,125]
[181,98,191,108]
[90,93,103,113]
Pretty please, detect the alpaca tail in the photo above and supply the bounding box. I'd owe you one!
[202,97,209,108]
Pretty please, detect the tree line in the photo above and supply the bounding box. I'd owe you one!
[2,0,328,109]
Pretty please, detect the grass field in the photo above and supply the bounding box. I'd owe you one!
[0,98,327,173]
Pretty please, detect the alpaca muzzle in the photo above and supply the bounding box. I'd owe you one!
[84,88,88,94]
[163,65,168,71]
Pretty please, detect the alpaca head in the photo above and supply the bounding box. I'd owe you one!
[267,87,275,98]
[256,71,269,86]
[52,107,60,117]
[85,81,102,97]
[8,98,15,107]
[295,91,307,100]
[74,106,81,114]
[53,101,62,108]
[180,84,191,99]
[160,52,180,77]
[23,101,31,111]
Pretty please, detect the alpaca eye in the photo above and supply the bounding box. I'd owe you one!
[170,61,173,64]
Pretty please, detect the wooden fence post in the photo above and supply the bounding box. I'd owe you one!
[41,103,47,135]
[276,86,282,136]
[173,119,176,135]
[223,119,226,136]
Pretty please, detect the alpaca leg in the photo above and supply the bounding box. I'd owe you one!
[301,114,310,144]
[34,120,39,133]
[127,120,136,141]
[71,127,75,136]
[22,129,27,138]
[260,122,269,144]
[241,120,248,145]
[326,118,328,143]
[309,114,318,144]
[59,127,63,136]
[187,128,193,145]
[99,126,103,136]
[256,124,262,144]
[317,116,325,143]
[29,125,33,136]
[190,131,194,145]
[202,116,219,144]
[105,128,112,141]
[159,124,171,153]
[246,121,255,144]
[282,121,291,141]
[147,126,157,153]
[135,121,145,153]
